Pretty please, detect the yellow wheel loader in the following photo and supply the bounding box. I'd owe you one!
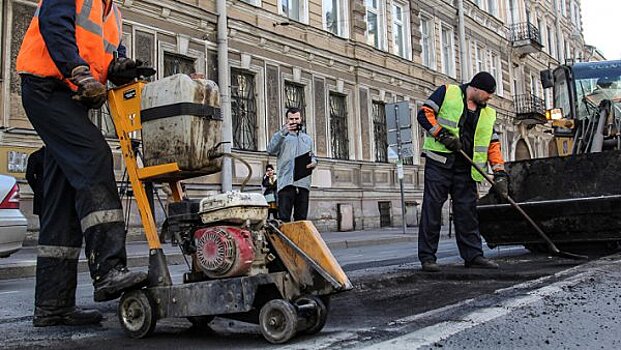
[478,60,621,254]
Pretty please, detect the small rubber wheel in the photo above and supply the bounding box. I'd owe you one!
[296,296,328,335]
[259,299,298,344]
[187,315,215,330]
[118,290,157,339]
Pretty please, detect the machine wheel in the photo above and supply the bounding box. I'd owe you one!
[118,290,157,339]
[296,296,329,335]
[187,315,215,330]
[259,299,298,344]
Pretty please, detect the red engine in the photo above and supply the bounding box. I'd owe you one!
[193,226,256,278]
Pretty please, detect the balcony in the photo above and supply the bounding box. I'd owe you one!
[510,22,543,56]
[513,93,546,125]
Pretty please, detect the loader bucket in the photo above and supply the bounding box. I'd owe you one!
[477,151,621,248]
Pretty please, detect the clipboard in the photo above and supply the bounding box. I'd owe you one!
[294,152,313,181]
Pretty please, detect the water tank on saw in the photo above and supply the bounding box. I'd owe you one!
[140,74,222,174]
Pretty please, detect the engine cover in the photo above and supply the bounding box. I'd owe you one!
[194,226,255,278]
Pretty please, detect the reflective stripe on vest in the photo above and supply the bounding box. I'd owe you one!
[16,0,122,88]
[422,84,497,182]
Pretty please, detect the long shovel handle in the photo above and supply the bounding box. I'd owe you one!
[458,150,587,260]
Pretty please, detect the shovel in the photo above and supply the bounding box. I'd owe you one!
[458,149,587,260]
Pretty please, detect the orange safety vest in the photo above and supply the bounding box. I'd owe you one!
[16,0,123,90]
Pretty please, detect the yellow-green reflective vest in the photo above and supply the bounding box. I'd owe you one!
[423,84,497,182]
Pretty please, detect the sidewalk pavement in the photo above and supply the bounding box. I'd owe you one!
[1,226,454,281]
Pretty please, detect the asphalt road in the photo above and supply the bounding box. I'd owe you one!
[1,239,608,350]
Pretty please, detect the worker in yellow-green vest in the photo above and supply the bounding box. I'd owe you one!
[416,72,508,272]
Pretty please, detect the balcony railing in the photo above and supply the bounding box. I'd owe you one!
[510,22,543,55]
[513,93,546,124]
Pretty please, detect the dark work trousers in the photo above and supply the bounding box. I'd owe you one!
[278,185,310,222]
[21,75,127,310]
[418,159,484,263]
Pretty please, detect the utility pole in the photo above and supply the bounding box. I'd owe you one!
[393,104,407,235]
[457,0,468,83]
[218,0,233,192]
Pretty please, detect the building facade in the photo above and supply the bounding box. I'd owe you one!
[0,0,588,231]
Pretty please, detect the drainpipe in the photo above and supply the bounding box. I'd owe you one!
[554,2,563,63]
[217,0,233,192]
[457,0,468,83]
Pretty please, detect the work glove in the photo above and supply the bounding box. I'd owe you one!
[492,170,510,199]
[436,129,462,152]
[107,57,138,86]
[70,66,107,109]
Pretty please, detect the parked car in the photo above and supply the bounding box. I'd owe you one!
[0,175,27,257]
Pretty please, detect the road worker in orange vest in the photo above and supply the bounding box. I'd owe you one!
[16,0,147,327]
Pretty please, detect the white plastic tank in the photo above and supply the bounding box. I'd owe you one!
[140,74,222,174]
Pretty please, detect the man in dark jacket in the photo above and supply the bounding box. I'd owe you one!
[417,72,508,272]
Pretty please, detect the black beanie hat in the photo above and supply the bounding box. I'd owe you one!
[469,72,496,94]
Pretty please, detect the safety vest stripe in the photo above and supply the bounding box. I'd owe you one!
[424,151,448,164]
[104,40,116,54]
[437,117,458,128]
[475,162,487,169]
[474,145,488,153]
[424,99,440,113]
[33,6,40,17]
[76,0,103,37]
[81,209,124,232]
[38,245,81,260]
[429,125,441,136]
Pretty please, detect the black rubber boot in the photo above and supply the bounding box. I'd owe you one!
[93,266,148,302]
[421,261,441,272]
[33,306,103,327]
[464,256,499,269]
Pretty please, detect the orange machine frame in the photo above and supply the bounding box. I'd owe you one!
[107,81,183,251]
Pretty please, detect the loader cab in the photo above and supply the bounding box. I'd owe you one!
[571,60,621,120]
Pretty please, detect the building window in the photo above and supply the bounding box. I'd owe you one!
[280,0,308,23]
[231,69,258,151]
[372,101,388,162]
[89,107,116,139]
[284,82,306,120]
[135,30,155,69]
[474,44,484,72]
[490,52,502,96]
[329,93,349,160]
[440,25,454,77]
[546,26,554,56]
[365,0,385,50]
[241,0,261,6]
[560,0,567,16]
[487,0,497,16]
[392,2,410,59]
[323,0,348,37]
[420,15,435,68]
[163,53,195,77]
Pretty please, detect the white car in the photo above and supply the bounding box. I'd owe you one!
[0,175,27,257]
